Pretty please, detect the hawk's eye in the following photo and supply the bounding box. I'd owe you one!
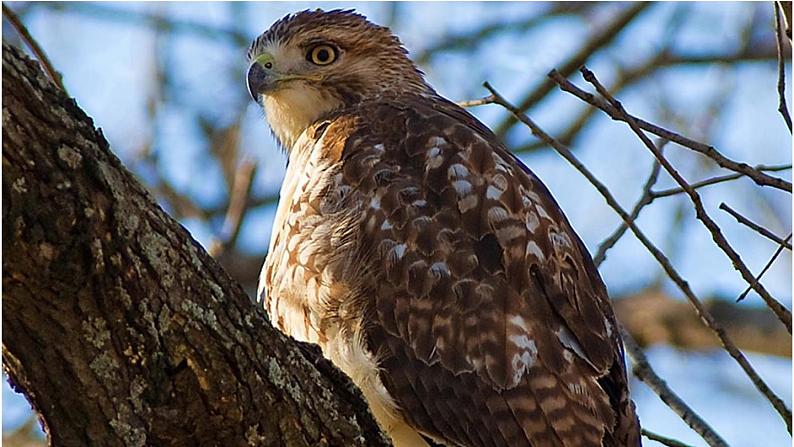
[308,45,337,66]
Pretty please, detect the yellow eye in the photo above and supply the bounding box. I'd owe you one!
[308,45,337,65]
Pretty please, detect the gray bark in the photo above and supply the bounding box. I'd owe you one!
[2,42,390,447]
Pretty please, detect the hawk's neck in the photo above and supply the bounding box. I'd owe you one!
[263,86,343,150]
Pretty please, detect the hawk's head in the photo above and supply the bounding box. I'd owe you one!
[247,9,431,149]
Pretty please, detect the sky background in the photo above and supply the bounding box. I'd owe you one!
[3,2,792,446]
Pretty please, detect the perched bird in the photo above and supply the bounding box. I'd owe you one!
[248,9,640,447]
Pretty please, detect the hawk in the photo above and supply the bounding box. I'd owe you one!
[247,9,640,447]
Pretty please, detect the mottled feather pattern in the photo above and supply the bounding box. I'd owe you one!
[262,94,639,446]
[254,9,639,447]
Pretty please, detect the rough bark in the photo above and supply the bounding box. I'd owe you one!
[2,42,390,447]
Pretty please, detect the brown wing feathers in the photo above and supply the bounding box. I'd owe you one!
[334,97,638,446]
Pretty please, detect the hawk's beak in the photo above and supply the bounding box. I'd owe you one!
[247,62,275,102]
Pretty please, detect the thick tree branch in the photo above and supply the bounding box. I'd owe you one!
[2,42,389,447]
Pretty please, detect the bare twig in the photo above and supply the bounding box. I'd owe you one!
[457,95,496,108]
[719,203,792,250]
[641,429,696,447]
[510,50,672,155]
[594,154,663,266]
[623,327,727,447]
[510,44,780,155]
[493,2,650,137]
[579,67,792,337]
[548,70,792,193]
[482,81,760,444]
[2,3,66,92]
[651,164,792,198]
[774,1,793,131]
[736,234,792,302]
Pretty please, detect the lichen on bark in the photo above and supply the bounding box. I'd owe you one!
[2,42,390,447]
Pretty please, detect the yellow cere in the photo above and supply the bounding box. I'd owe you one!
[255,53,274,68]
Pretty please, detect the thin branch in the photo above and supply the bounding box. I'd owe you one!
[483,80,755,444]
[548,70,792,193]
[594,154,663,266]
[641,429,696,447]
[622,326,726,447]
[579,66,792,336]
[571,67,792,428]
[457,95,496,108]
[493,2,651,137]
[736,233,792,302]
[650,164,792,198]
[2,3,66,93]
[774,1,793,132]
[719,202,792,250]
[209,160,258,257]
[509,44,780,155]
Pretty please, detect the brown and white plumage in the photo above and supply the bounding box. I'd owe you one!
[248,9,640,447]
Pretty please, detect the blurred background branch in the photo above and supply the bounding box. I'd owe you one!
[492,2,650,137]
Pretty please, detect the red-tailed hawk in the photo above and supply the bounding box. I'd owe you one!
[247,9,640,447]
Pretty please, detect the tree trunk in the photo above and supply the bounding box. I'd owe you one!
[2,42,390,447]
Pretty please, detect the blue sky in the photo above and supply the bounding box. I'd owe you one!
[3,3,791,446]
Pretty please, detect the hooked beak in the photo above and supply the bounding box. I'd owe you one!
[246,62,274,102]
